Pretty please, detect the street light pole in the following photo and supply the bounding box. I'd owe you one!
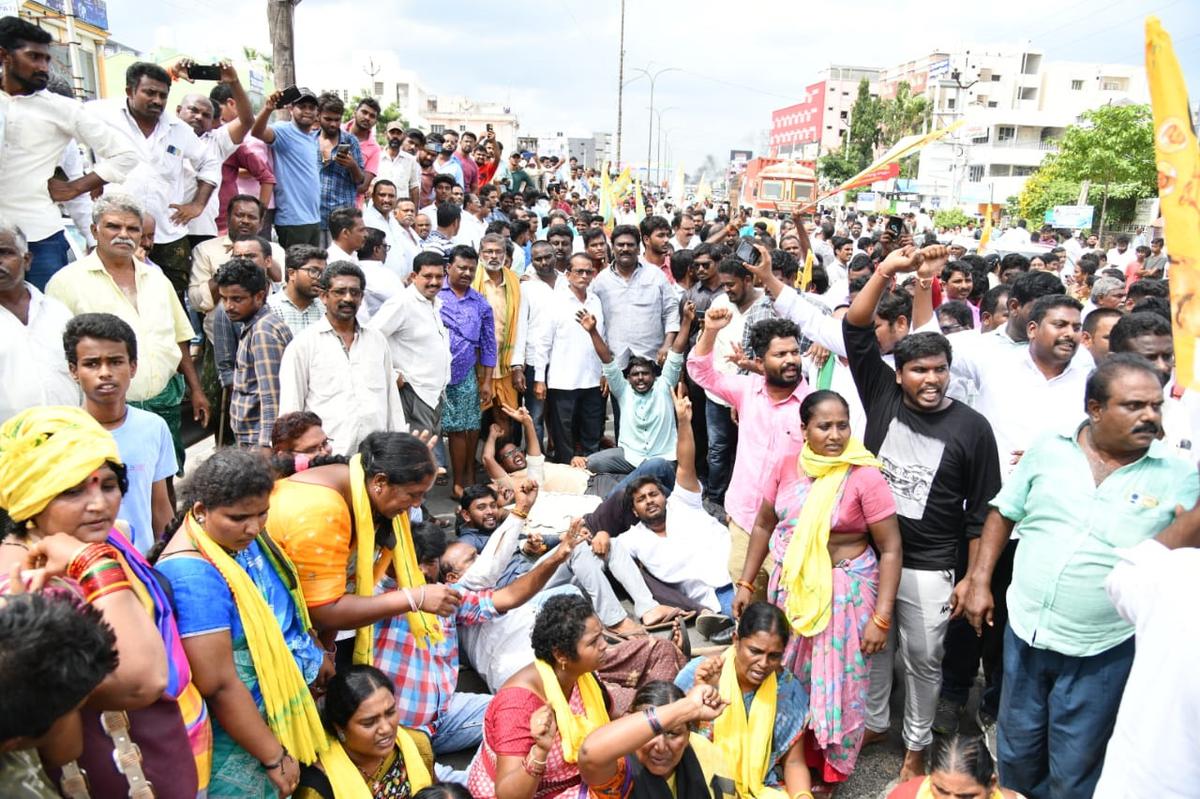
[649,106,678,189]
[629,65,680,186]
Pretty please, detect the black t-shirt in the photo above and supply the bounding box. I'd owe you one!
[843,319,1001,570]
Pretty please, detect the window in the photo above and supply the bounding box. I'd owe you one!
[430,124,445,134]
[374,81,384,96]
[947,98,956,109]
[1101,79,1123,91]
[991,74,1001,81]
[1013,165,1036,176]
[840,110,848,120]
[972,132,990,144]
[1019,87,1037,100]
[967,165,984,182]
[759,180,784,200]
[988,101,998,108]
[998,125,1015,142]
[989,164,1011,177]
[791,182,814,201]
[1070,79,1083,90]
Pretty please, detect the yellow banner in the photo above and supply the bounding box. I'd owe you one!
[1146,16,1200,388]
[977,204,994,254]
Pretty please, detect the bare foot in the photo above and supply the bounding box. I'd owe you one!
[608,617,647,638]
[641,605,683,626]
[898,749,926,782]
[861,729,888,747]
[670,619,691,658]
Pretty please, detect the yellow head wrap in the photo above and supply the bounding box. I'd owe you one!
[0,406,122,522]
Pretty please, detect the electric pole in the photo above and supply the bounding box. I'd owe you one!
[615,0,625,169]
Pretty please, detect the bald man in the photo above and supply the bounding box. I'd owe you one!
[414,213,432,241]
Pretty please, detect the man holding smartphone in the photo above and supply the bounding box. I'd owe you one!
[251,85,324,248]
[313,93,364,244]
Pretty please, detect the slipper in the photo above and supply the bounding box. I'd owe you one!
[435,473,449,486]
[643,610,697,633]
[696,612,734,641]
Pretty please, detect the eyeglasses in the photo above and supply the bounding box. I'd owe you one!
[296,266,323,278]
[294,437,333,455]
[326,287,364,299]
[570,268,596,276]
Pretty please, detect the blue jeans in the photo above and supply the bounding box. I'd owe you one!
[432,691,491,784]
[704,401,737,504]
[715,584,735,617]
[997,624,1134,798]
[523,364,546,449]
[26,230,72,291]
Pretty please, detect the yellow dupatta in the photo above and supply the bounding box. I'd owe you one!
[533,659,609,763]
[348,453,443,663]
[184,515,370,799]
[712,652,787,799]
[915,777,1005,799]
[325,728,431,794]
[471,265,521,375]
[779,440,880,636]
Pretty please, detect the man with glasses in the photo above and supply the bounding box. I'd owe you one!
[279,260,406,455]
[269,244,327,335]
[531,253,606,463]
[271,410,334,460]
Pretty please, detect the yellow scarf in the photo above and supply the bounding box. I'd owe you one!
[779,440,880,636]
[915,776,1005,799]
[533,659,609,763]
[348,454,442,663]
[326,728,431,793]
[713,652,787,799]
[472,265,521,374]
[0,406,122,522]
[184,515,369,798]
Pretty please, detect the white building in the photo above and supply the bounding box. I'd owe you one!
[424,95,520,154]
[909,46,1148,209]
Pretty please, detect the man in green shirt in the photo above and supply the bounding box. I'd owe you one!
[953,353,1200,797]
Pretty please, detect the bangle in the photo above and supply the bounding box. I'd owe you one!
[522,752,546,777]
[79,559,131,604]
[416,585,427,612]
[644,706,663,735]
[511,507,529,519]
[734,580,755,594]
[262,746,288,771]
[871,613,891,631]
[917,278,933,290]
[400,586,416,613]
[67,543,121,581]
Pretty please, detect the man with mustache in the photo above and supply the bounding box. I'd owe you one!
[46,194,211,469]
[955,353,1198,797]
[0,16,137,290]
[842,244,1000,783]
[278,260,406,456]
[89,61,222,302]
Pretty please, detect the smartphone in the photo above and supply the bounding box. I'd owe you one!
[278,85,302,106]
[336,143,351,156]
[734,239,761,266]
[186,63,222,81]
[486,123,494,133]
[886,215,906,238]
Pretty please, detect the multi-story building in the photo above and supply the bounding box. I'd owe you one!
[423,94,519,153]
[525,131,612,169]
[909,46,1148,208]
[17,0,110,99]
[768,65,881,160]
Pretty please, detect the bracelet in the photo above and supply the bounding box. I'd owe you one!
[510,507,529,519]
[67,543,121,581]
[917,278,933,290]
[416,585,427,612]
[734,580,755,594]
[644,706,663,735]
[522,752,546,777]
[792,792,815,799]
[79,560,131,604]
[871,613,891,631]
[262,746,288,771]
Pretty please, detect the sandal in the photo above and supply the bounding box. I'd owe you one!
[643,609,697,633]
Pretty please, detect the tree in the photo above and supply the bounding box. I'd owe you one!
[846,78,882,173]
[879,81,930,145]
[242,46,273,76]
[934,208,973,230]
[817,147,857,185]
[266,0,296,118]
[1016,103,1155,236]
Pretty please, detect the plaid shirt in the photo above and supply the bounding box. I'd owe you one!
[373,579,499,734]
[267,292,325,336]
[739,294,782,360]
[319,129,364,229]
[231,304,293,447]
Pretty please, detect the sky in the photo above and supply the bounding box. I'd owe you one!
[107,0,1199,176]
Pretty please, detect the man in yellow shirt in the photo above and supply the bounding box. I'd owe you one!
[46,194,210,467]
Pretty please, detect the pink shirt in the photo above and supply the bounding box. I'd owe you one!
[344,120,381,207]
[763,454,896,536]
[687,349,809,530]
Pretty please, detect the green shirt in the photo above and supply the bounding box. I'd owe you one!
[996,423,1199,657]
[601,350,684,467]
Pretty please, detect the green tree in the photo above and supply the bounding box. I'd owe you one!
[1016,103,1155,236]
[934,208,972,230]
[846,78,882,173]
[342,91,408,141]
[879,81,930,145]
[817,147,858,184]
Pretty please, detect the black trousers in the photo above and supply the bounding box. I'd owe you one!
[548,387,605,463]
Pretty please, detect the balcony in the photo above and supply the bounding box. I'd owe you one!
[988,138,1059,151]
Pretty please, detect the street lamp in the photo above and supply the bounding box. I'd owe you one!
[629,64,680,183]
[648,105,678,189]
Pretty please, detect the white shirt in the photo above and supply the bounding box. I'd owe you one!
[1106,246,1136,270]
[705,294,751,409]
[0,88,138,241]
[368,284,451,410]
[620,485,732,612]
[375,148,421,195]
[87,100,221,244]
[1163,379,1200,464]
[532,288,605,390]
[58,141,96,246]
[362,203,415,281]
[356,259,404,321]
[949,334,1092,479]
[670,234,701,251]
[1095,540,1200,798]
[0,284,80,422]
[278,317,406,455]
[516,273,561,367]
[186,126,240,236]
[454,212,486,250]
[326,241,358,263]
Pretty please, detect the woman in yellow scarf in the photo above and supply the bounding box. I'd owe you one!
[157,449,362,799]
[674,602,812,799]
[734,390,903,790]
[264,431,460,665]
[887,735,1024,799]
[467,594,610,799]
[0,406,207,799]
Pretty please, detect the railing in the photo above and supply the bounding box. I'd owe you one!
[987,139,1059,151]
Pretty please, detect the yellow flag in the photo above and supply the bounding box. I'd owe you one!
[977,204,993,254]
[634,179,646,221]
[1146,17,1200,388]
[796,249,814,290]
[613,167,633,198]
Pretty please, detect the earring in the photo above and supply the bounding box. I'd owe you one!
[336,730,346,742]
[196,515,206,525]
[374,486,381,495]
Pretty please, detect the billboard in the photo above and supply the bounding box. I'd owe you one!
[728,149,753,175]
[75,0,108,29]
[768,81,826,155]
[1045,204,1095,229]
